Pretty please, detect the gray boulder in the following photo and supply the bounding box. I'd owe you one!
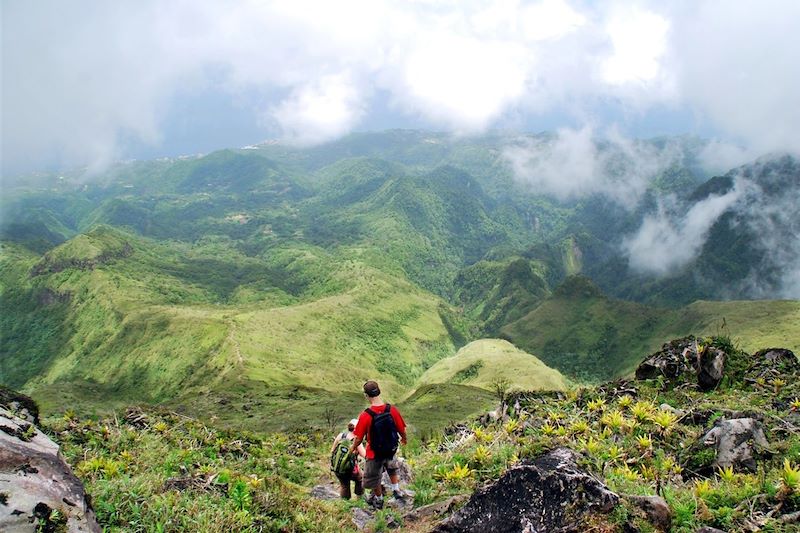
[434,448,618,533]
[626,495,672,531]
[701,418,769,471]
[0,407,101,532]
[697,346,726,391]
[381,456,413,486]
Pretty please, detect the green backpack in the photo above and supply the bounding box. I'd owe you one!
[330,433,356,475]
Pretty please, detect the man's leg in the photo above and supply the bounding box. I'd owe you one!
[385,459,404,499]
[363,459,385,508]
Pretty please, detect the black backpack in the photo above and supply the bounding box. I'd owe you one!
[366,404,399,459]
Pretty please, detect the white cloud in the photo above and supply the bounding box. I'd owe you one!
[3,0,800,173]
[602,7,669,86]
[697,140,763,176]
[400,35,529,131]
[503,126,680,205]
[270,74,365,145]
[622,182,744,275]
[668,0,800,154]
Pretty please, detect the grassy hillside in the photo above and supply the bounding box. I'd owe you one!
[419,339,568,392]
[502,276,800,382]
[2,226,470,425]
[34,333,800,532]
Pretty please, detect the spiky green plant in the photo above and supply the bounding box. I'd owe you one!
[600,410,627,433]
[651,411,678,435]
[587,398,606,412]
[570,419,590,435]
[781,459,800,493]
[472,445,491,466]
[631,401,655,423]
[717,465,736,483]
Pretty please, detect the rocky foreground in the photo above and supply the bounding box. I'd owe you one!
[2,336,800,532]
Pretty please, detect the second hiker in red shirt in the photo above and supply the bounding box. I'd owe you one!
[349,380,408,509]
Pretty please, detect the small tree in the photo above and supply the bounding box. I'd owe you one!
[323,406,340,433]
[491,378,511,418]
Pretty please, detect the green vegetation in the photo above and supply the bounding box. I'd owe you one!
[503,276,800,382]
[37,335,800,532]
[419,339,568,392]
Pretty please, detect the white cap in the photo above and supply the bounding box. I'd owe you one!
[349,418,359,426]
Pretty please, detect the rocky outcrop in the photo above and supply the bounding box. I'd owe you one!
[636,337,698,381]
[0,388,40,426]
[701,418,770,471]
[1,405,101,532]
[626,495,672,531]
[434,448,618,533]
[635,337,726,391]
[697,346,726,391]
[746,348,798,382]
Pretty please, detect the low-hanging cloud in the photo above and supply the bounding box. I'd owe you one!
[503,126,682,205]
[622,183,745,276]
[3,0,800,175]
[622,156,800,299]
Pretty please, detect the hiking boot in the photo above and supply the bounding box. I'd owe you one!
[367,495,384,510]
[392,489,406,501]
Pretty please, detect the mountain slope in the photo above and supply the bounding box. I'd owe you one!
[502,276,800,381]
[419,339,568,392]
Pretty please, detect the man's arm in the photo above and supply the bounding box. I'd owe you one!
[399,430,407,446]
[349,435,363,455]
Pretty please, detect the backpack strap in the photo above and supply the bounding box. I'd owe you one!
[365,404,392,417]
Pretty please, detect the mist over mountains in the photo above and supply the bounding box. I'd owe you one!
[2,130,799,401]
[3,130,799,305]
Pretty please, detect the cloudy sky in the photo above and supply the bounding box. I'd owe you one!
[2,0,799,176]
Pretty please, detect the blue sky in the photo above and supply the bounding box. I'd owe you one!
[3,0,799,176]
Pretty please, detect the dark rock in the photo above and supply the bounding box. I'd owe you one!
[698,346,726,391]
[0,407,101,532]
[635,336,698,381]
[433,448,618,533]
[636,337,729,391]
[0,387,40,425]
[753,348,798,367]
[626,495,672,531]
[594,380,639,402]
[701,418,769,471]
[163,474,221,493]
[746,348,799,384]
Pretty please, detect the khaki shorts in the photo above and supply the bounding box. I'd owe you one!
[363,457,398,489]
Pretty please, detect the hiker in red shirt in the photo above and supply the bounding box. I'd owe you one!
[349,380,408,509]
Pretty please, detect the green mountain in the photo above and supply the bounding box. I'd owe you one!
[502,276,800,381]
[419,339,568,391]
[2,131,799,416]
